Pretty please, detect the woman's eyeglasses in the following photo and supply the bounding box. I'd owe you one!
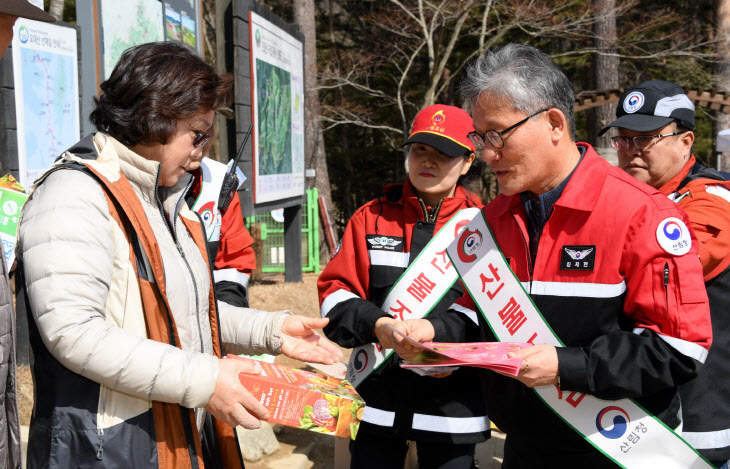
[186,122,212,148]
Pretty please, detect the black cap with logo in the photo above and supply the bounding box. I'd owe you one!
[598,80,695,136]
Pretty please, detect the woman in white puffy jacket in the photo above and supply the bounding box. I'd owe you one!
[17,41,342,469]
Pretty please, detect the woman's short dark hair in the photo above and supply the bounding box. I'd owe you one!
[90,41,233,146]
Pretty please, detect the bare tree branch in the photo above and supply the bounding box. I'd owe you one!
[49,0,64,21]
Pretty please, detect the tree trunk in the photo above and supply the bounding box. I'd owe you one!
[715,0,730,172]
[587,0,619,159]
[293,0,338,262]
[49,0,65,21]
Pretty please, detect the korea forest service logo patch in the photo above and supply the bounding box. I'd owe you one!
[623,91,645,113]
[353,349,369,373]
[366,235,404,252]
[655,217,691,256]
[197,201,216,230]
[560,245,596,271]
[596,406,631,440]
[457,228,483,263]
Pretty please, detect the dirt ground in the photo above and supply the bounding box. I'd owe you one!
[17,271,344,467]
[246,272,346,469]
[247,271,351,365]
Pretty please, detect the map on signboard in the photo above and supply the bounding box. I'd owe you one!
[256,60,292,175]
[101,0,163,79]
[19,47,77,181]
[12,20,80,189]
[249,11,304,204]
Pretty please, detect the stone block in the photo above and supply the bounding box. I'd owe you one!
[237,421,280,462]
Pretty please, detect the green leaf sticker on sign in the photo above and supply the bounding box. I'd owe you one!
[0,186,28,269]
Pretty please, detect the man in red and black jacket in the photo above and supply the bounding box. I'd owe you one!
[393,45,713,468]
[600,80,730,469]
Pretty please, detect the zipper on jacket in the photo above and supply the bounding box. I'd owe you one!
[96,383,110,461]
[663,262,670,311]
[154,171,205,353]
[510,210,534,284]
[417,198,443,223]
[178,245,204,352]
[96,427,104,460]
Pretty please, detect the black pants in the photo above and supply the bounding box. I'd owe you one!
[349,431,477,469]
[502,435,620,469]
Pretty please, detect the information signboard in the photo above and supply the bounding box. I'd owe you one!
[11,19,80,189]
[100,0,164,79]
[99,0,202,79]
[249,11,305,204]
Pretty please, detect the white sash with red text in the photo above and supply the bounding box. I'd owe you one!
[447,211,712,469]
[346,208,480,388]
[190,158,227,242]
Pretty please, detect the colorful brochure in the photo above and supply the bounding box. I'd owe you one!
[400,341,532,376]
[229,354,365,440]
[386,326,532,376]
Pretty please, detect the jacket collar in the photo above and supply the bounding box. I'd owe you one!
[488,143,609,216]
[98,133,193,212]
[658,155,695,196]
[393,180,478,220]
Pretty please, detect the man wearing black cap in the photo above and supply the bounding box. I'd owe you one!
[601,80,730,469]
[0,2,55,468]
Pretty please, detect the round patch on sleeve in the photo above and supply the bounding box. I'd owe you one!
[655,217,692,256]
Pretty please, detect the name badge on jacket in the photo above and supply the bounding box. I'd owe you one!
[560,245,596,271]
[366,235,404,252]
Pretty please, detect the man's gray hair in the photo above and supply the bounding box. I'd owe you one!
[460,43,576,141]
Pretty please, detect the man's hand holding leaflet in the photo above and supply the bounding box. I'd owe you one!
[375,318,432,360]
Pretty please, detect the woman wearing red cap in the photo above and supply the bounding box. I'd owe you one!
[318,104,489,468]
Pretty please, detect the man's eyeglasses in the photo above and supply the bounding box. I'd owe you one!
[609,132,682,151]
[187,122,212,148]
[467,108,551,150]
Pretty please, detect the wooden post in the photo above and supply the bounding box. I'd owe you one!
[249,222,263,283]
[284,205,303,283]
[318,195,337,253]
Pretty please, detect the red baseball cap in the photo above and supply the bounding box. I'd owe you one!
[403,104,476,157]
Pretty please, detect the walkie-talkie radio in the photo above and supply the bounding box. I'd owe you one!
[218,124,253,212]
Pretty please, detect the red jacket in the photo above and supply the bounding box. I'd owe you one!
[211,190,256,275]
[318,182,489,443]
[659,155,730,281]
[452,144,712,460]
[659,157,730,462]
[188,167,255,307]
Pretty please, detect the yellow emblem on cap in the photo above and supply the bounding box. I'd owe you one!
[431,110,446,126]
